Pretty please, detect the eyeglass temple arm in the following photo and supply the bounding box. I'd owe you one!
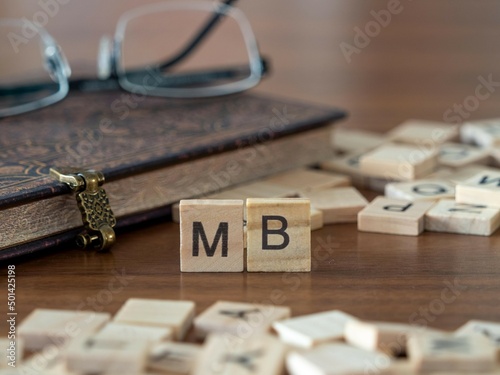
[158,0,240,70]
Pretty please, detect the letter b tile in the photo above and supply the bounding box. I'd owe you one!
[246,198,311,272]
[180,200,244,272]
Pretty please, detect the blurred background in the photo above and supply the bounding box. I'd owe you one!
[2,0,500,130]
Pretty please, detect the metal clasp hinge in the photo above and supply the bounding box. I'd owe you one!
[50,168,117,252]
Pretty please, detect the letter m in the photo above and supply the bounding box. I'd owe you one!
[192,222,228,257]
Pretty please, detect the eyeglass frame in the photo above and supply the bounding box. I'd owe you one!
[0,0,269,118]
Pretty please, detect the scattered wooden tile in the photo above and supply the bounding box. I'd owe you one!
[114,298,195,341]
[455,320,500,359]
[66,335,149,374]
[359,143,438,181]
[385,179,455,201]
[448,165,500,185]
[456,171,500,207]
[246,198,311,272]
[272,310,357,348]
[388,119,459,145]
[460,118,500,147]
[287,343,392,375]
[438,142,490,168]
[345,320,418,356]
[180,199,244,273]
[264,168,350,194]
[407,332,497,373]
[192,334,286,375]
[358,197,435,236]
[303,187,368,224]
[425,199,500,236]
[18,309,110,352]
[194,300,291,340]
[148,341,202,374]
[332,128,387,152]
[310,208,324,231]
[95,322,173,343]
[320,151,370,188]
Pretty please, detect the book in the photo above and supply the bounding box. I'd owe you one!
[0,91,345,260]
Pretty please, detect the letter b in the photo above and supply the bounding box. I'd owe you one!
[262,215,290,250]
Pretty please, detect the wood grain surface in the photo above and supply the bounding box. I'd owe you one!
[2,0,500,340]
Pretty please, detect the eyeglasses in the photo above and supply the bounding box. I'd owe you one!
[0,0,268,118]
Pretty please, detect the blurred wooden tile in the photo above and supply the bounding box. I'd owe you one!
[180,199,244,273]
[194,300,290,340]
[385,179,455,201]
[455,320,500,359]
[18,309,110,352]
[264,168,350,194]
[1,338,23,369]
[246,198,311,272]
[448,165,500,184]
[149,341,202,374]
[345,320,418,356]
[408,332,497,373]
[332,128,387,152]
[114,298,195,341]
[456,171,500,207]
[193,334,286,375]
[388,119,459,145]
[438,142,490,168]
[272,310,357,348]
[287,343,392,375]
[358,197,435,236]
[359,144,438,181]
[66,335,149,374]
[310,208,324,231]
[425,199,500,236]
[96,322,173,343]
[461,118,500,147]
[303,187,368,224]
[320,151,369,188]
[172,202,181,223]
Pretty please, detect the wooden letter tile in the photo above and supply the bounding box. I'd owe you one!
[455,320,500,359]
[246,198,311,272]
[331,128,387,152]
[194,300,290,340]
[192,334,286,375]
[408,332,497,373]
[113,298,195,340]
[18,309,110,352]
[438,142,490,168]
[303,187,368,224]
[359,143,438,181]
[345,320,420,356]
[387,119,459,145]
[358,197,435,236]
[66,335,149,374]
[460,118,500,147]
[287,343,392,375]
[425,199,500,236]
[310,208,324,231]
[263,168,350,194]
[272,310,357,348]
[148,341,202,374]
[320,151,369,188]
[456,171,500,207]
[385,179,455,201]
[95,322,173,343]
[180,199,244,273]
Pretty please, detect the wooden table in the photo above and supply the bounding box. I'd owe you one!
[2,0,500,339]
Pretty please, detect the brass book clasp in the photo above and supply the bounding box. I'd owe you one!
[50,168,117,252]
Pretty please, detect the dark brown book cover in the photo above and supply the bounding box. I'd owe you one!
[0,90,345,260]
